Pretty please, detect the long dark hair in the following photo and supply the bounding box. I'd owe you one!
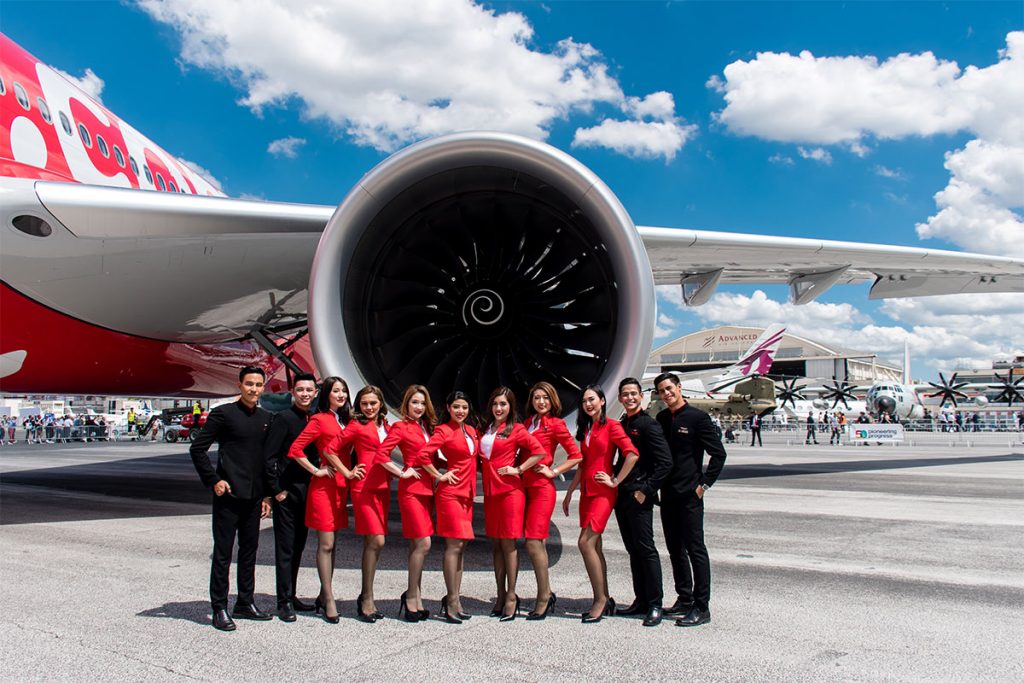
[575,384,607,441]
[485,386,517,438]
[316,376,351,425]
[441,390,478,429]
[353,385,388,426]
[399,384,437,435]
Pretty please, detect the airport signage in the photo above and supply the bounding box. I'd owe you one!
[847,424,904,443]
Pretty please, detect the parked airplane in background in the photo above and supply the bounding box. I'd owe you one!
[671,325,786,397]
[2,34,1023,416]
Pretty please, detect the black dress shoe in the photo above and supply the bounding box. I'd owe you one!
[642,606,663,627]
[663,597,694,616]
[232,603,272,621]
[291,597,315,612]
[616,601,646,617]
[212,609,236,631]
[675,606,711,627]
[277,603,296,622]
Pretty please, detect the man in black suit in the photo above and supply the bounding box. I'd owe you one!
[614,377,673,627]
[655,372,728,627]
[263,372,318,622]
[190,366,273,631]
[749,412,763,446]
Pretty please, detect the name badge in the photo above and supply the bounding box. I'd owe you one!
[677,426,689,434]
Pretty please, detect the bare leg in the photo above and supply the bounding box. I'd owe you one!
[578,528,608,618]
[491,539,507,607]
[525,538,552,611]
[597,534,609,601]
[317,530,337,618]
[500,538,519,614]
[407,537,431,612]
[361,534,385,614]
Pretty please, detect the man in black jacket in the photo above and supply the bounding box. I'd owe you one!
[614,377,673,627]
[655,372,728,627]
[263,372,318,622]
[190,366,273,631]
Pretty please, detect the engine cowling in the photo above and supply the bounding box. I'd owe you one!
[309,132,655,414]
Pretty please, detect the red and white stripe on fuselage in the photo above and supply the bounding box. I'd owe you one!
[0,33,222,195]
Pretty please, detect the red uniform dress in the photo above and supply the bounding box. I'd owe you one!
[480,423,544,539]
[377,419,435,539]
[288,412,350,532]
[522,414,582,539]
[333,418,393,536]
[420,421,479,540]
[577,419,637,533]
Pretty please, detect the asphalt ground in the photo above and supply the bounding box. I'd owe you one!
[1,439,1021,682]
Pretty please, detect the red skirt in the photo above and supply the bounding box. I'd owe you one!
[353,486,389,536]
[484,489,525,539]
[435,489,474,539]
[306,475,348,532]
[399,490,435,539]
[579,491,616,533]
[523,482,556,539]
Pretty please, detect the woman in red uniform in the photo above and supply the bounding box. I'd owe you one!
[420,391,479,623]
[331,385,393,623]
[479,387,545,621]
[521,381,583,620]
[562,384,639,623]
[287,377,365,623]
[375,384,438,622]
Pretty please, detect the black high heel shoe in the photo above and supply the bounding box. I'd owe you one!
[314,597,339,624]
[439,595,463,624]
[356,594,376,623]
[397,591,423,623]
[499,595,520,622]
[489,597,503,617]
[582,597,613,624]
[526,592,557,621]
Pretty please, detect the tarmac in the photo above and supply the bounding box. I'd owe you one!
[1,438,1022,682]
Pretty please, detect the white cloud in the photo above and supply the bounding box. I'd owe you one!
[654,324,673,339]
[140,0,692,158]
[267,136,307,158]
[874,165,905,180]
[54,67,105,103]
[176,157,223,191]
[710,32,1024,256]
[797,146,832,164]
[657,286,1024,377]
[768,153,794,166]
[658,312,677,327]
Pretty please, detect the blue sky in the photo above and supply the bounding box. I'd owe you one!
[4,1,1022,379]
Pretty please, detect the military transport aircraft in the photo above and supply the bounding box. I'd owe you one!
[2,34,1022,415]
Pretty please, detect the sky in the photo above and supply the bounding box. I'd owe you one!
[3,0,1022,381]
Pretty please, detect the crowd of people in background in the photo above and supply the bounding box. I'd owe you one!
[0,413,110,445]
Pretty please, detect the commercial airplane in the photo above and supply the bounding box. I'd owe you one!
[673,325,786,397]
[2,34,1023,415]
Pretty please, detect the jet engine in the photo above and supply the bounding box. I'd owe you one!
[308,132,655,412]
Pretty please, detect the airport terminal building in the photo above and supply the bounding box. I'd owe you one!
[647,325,903,383]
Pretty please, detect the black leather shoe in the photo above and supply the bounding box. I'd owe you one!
[212,609,236,631]
[616,601,645,617]
[675,606,711,627]
[232,603,272,621]
[663,597,694,616]
[277,603,296,622]
[291,597,315,612]
[642,606,663,627]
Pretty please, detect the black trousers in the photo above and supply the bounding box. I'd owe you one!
[210,494,262,611]
[750,426,762,446]
[271,482,310,606]
[660,492,711,611]
[614,492,663,608]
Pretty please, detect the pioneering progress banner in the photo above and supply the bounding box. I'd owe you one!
[848,424,905,443]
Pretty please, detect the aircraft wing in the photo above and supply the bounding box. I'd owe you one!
[639,226,1024,305]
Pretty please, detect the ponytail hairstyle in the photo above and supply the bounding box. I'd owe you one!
[574,384,607,441]
[441,390,478,429]
[400,384,437,435]
[485,386,518,438]
[353,385,388,426]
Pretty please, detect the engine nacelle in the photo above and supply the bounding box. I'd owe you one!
[309,132,655,413]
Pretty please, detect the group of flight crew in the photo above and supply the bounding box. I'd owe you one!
[190,366,727,632]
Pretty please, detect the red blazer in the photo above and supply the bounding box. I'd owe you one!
[522,414,582,488]
[333,418,392,493]
[420,421,479,499]
[480,422,544,497]
[377,419,435,497]
[288,412,352,489]
[578,419,637,497]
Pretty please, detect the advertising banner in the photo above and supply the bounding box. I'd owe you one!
[847,424,904,443]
